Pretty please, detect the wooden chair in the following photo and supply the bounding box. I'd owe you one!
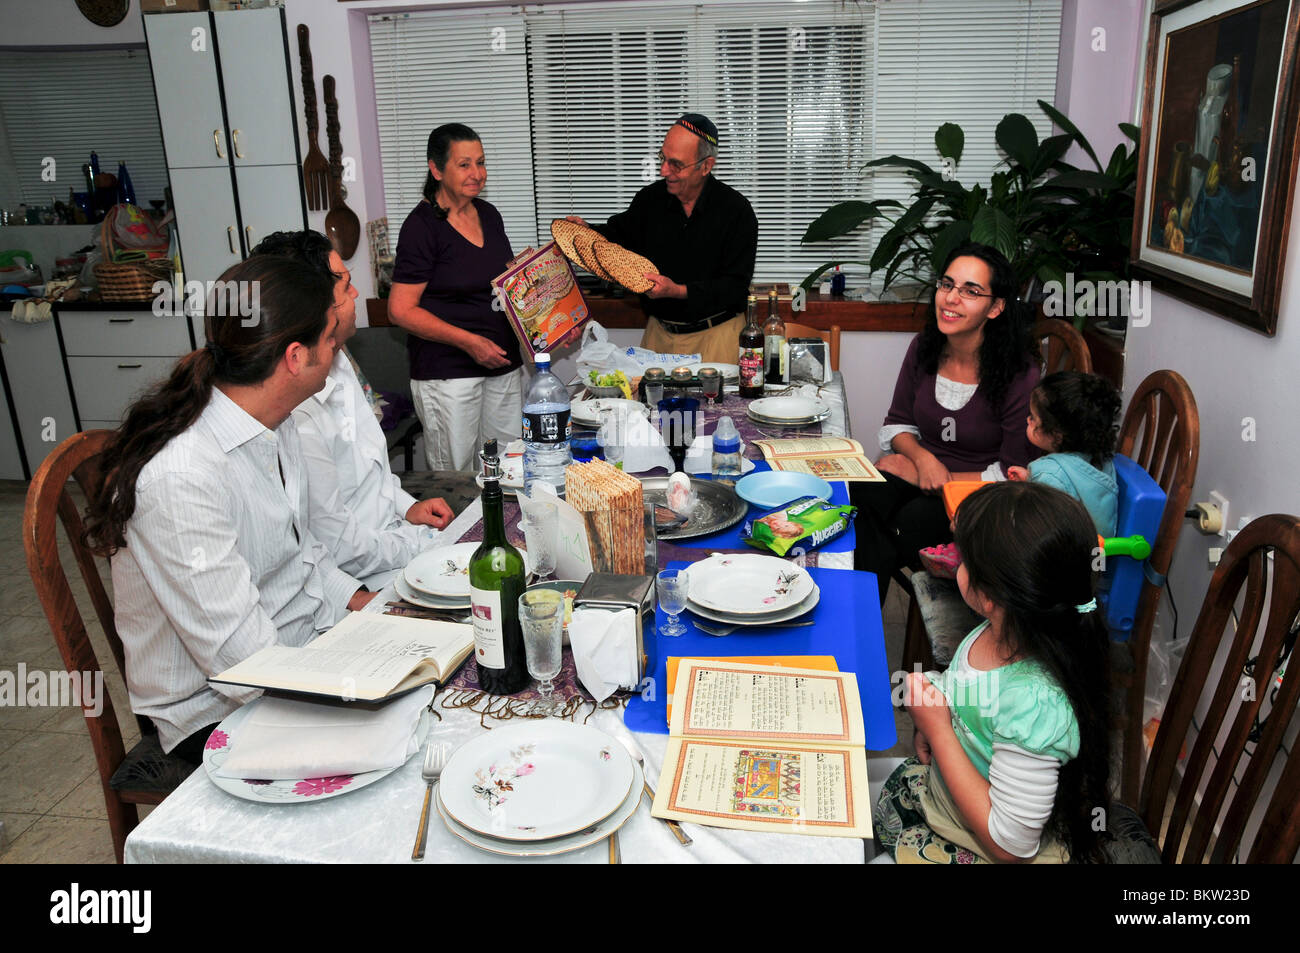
[22,429,194,863]
[785,321,841,372]
[1115,370,1200,806]
[1034,318,1092,374]
[1137,514,1300,862]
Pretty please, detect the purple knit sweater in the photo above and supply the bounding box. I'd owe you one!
[882,335,1040,472]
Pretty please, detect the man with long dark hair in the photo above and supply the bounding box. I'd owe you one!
[251,230,455,589]
[84,256,374,763]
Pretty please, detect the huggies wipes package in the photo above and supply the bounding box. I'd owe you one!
[742,496,856,556]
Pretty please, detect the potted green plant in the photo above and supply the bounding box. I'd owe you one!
[801,100,1138,330]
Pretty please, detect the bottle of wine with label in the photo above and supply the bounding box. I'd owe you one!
[738,294,764,398]
[469,439,530,695]
[762,288,787,386]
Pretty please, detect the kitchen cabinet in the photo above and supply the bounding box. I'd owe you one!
[144,7,306,289]
[0,313,78,480]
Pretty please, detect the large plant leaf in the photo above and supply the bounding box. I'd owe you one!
[935,123,964,165]
[996,113,1039,169]
[912,172,968,196]
[1038,99,1101,171]
[1119,122,1140,143]
[971,205,1017,261]
[870,198,936,272]
[1043,170,1120,191]
[1033,134,1075,178]
[929,220,973,273]
[864,155,937,176]
[801,201,890,243]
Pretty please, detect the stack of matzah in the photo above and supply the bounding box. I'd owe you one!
[565,459,646,574]
[550,219,658,294]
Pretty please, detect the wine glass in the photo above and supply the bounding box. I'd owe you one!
[656,568,689,637]
[518,589,564,715]
[697,366,722,406]
[521,501,558,582]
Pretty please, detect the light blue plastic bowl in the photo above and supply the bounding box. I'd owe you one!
[735,471,834,509]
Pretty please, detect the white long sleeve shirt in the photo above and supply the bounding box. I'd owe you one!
[111,388,360,752]
[292,350,439,589]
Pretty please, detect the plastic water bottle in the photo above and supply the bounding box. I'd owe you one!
[521,352,572,496]
[711,415,742,484]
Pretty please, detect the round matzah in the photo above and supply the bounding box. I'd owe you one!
[549,219,588,266]
[593,241,657,294]
[570,228,616,282]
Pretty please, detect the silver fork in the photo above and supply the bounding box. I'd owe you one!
[618,737,692,846]
[411,742,446,861]
[694,619,816,637]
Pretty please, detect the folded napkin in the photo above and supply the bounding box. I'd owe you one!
[568,607,639,703]
[215,686,434,780]
[620,415,751,476]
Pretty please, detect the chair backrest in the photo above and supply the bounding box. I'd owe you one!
[1033,318,1092,374]
[22,430,137,848]
[784,321,841,372]
[1139,514,1300,863]
[1115,369,1200,803]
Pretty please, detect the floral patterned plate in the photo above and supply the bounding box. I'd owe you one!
[686,584,821,627]
[436,759,643,857]
[438,721,635,841]
[202,703,431,805]
[684,552,815,616]
[393,573,471,611]
[405,542,532,599]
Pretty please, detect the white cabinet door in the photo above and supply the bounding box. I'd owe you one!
[0,314,77,477]
[234,164,306,252]
[144,12,230,170]
[0,373,24,480]
[169,166,242,288]
[214,9,300,168]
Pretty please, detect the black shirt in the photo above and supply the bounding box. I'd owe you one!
[596,176,758,330]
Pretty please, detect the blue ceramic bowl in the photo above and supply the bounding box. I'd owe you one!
[735,471,834,509]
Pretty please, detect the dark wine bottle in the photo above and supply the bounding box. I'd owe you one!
[738,294,764,398]
[468,439,530,695]
[763,288,786,386]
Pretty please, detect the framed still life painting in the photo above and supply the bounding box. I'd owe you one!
[1132,0,1300,334]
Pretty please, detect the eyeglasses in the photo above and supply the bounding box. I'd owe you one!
[935,276,997,300]
[656,150,707,174]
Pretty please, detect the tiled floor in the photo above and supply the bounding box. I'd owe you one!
[0,475,912,863]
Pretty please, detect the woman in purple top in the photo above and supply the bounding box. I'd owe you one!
[389,123,523,471]
[852,243,1040,602]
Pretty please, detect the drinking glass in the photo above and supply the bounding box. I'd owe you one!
[521,501,558,582]
[599,408,626,470]
[518,589,564,714]
[656,568,689,637]
[697,367,722,406]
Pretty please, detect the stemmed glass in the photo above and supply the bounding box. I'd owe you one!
[518,589,564,715]
[521,502,558,582]
[656,568,689,637]
[697,366,722,406]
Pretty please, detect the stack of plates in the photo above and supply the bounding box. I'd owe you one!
[746,395,830,427]
[571,397,650,429]
[686,361,740,383]
[396,542,531,611]
[682,553,820,626]
[437,721,642,856]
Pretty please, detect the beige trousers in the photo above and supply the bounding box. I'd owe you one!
[410,368,525,472]
[641,313,745,364]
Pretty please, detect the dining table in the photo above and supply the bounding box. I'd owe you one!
[124,372,898,864]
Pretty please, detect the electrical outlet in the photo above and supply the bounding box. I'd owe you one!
[1208,546,1224,567]
[1209,490,1229,537]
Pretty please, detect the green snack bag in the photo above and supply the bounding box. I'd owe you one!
[742,495,857,556]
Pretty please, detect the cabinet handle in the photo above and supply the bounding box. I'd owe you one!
[228,227,237,254]
[213,129,226,159]
[108,318,134,324]
[245,225,254,248]
[232,129,244,159]
[117,364,143,370]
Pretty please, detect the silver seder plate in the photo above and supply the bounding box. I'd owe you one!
[638,475,748,540]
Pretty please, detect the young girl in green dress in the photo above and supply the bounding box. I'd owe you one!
[875,481,1112,863]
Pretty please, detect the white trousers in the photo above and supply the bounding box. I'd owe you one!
[410,368,525,471]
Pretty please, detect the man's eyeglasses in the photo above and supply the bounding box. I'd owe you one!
[657,150,707,174]
[935,276,997,300]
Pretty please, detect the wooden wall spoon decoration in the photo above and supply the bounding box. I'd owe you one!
[323,74,361,259]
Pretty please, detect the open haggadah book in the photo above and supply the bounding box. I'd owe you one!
[751,437,885,482]
[651,659,871,838]
[210,612,474,703]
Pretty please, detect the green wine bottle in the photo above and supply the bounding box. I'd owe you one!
[469,439,530,695]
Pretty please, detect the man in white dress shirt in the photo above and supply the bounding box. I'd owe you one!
[251,230,455,589]
[84,256,375,762]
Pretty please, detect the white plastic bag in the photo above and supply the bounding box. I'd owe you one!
[575,322,699,379]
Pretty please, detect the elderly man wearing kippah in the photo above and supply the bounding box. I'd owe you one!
[571,112,758,363]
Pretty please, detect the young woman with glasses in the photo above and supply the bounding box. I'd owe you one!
[851,243,1040,604]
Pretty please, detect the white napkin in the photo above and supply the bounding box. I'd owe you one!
[568,607,639,703]
[620,416,752,476]
[215,686,434,780]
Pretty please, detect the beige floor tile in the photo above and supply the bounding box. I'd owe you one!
[0,814,117,864]
[0,730,97,814]
[0,811,41,849]
[0,614,53,660]
[48,770,108,820]
[0,728,23,756]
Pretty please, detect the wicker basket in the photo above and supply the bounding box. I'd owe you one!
[93,206,172,302]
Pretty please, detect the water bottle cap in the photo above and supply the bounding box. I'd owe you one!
[534,352,551,366]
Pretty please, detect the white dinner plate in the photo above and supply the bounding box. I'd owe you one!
[683,552,815,615]
[686,361,740,382]
[405,542,530,599]
[746,408,831,428]
[439,721,635,841]
[202,704,430,804]
[747,396,830,423]
[571,397,650,428]
[393,574,472,611]
[435,759,643,857]
[687,583,821,627]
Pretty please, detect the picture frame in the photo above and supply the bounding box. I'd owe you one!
[1131,0,1300,335]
